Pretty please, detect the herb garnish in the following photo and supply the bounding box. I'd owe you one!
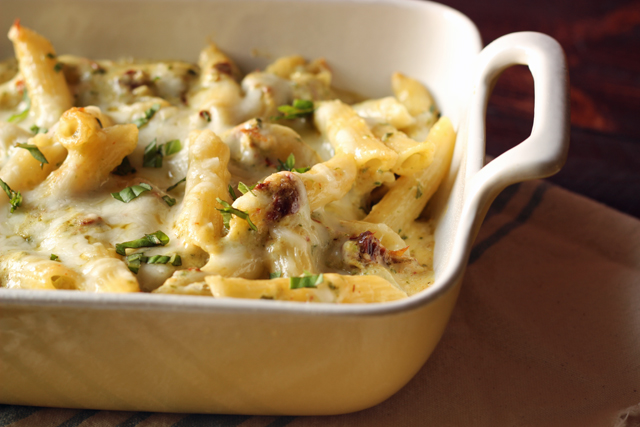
[125,252,182,273]
[273,99,314,120]
[166,177,186,192]
[17,143,48,168]
[46,53,56,59]
[237,182,256,196]
[53,62,63,72]
[416,183,423,199]
[199,110,211,122]
[112,156,136,176]
[143,138,182,168]
[269,271,282,279]
[50,254,59,261]
[30,125,47,134]
[290,272,323,289]
[162,195,176,206]
[133,103,161,128]
[115,230,169,256]
[0,179,22,213]
[111,183,152,203]
[228,184,237,201]
[216,198,257,231]
[8,89,30,123]
[276,153,310,173]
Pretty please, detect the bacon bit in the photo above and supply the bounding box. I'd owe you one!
[13,19,20,31]
[15,80,25,92]
[266,174,300,222]
[255,182,268,191]
[214,62,233,76]
[264,157,275,168]
[79,216,102,226]
[389,246,409,257]
[124,69,136,76]
[351,231,386,260]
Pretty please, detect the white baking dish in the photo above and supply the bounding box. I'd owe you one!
[0,0,569,415]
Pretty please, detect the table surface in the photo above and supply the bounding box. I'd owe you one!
[445,0,640,218]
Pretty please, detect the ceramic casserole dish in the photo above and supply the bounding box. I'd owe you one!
[0,0,570,415]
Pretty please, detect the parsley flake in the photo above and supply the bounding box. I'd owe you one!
[416,184,423,199]
[273,99,314,120]
[30,125,47,134]
[162,195,176,206]
[0,178,22,213]
[111,157,136,176]
[290,272,323,289]
[133,103,161,128]
[111,183,152,203]
[216,198,257,231]
[50,254,59,261]
[166,177,186,192]
[115,230,169,256]
[53,62,63,72]
[17,143,48,168]
[143,138,182,168]
[269,271,282,279]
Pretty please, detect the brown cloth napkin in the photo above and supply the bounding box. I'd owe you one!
[2,180,639,426]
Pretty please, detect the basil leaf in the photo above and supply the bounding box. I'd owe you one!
[125,251,181,273]
[161,139,182,156]
[125,252,147,273]
[290,273,323,289]
[111,156,137,176]
[111,183,152,203]
[237,182,256,196]
[162,195,176,206]
[147,254,171,264]
[143,139,163,168]
[30,125,47,134]
[269,271,282,279]
[169,254,182,266]
[53,62,63,72]
[50,254,59,261]
[273,99,314,120]
[0,178,22,213]
[133,103,161,128]
[228,184,237,201]
[166,177,186,192]
[17,143,48,168]
[8,89,30,123]
[115,230,169,256]
[215,198,257,231]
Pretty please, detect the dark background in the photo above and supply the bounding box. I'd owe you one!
[438,0,640,218]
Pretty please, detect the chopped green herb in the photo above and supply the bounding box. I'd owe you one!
[237,181,256,196]
[143,138,182,168]
[8,89,30,123]
[30,125,47,134]
[0,178,21,213]
[416,184,423,199]
[166,177,186,192]
[276,153,310,173]
[290,272,323,289]
[374,181,382,186]
[269,271,282,279]
[46,53,56,59]
[133,103,161,128]
[111,156,136,176]
[50,254,59,261]
[382,132,393,142]
[115,230,169,256]
[255,117,263,128]
[53,62,63,72]
[216,198,257,231]
[162,195,176,206]
[111,183,152,203]
[125,251,181,273]
[161,139,182,156]
[228,184,237,200]
[17,143,48,168]
[96,117,103,128]
[273,99,314,120]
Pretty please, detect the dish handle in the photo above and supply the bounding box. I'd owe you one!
[455,31,570,258]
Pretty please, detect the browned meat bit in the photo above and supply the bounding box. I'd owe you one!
[352,231,387,264]
[265,173,300,222]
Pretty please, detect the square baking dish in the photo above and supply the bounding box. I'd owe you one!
[0,0,569,415]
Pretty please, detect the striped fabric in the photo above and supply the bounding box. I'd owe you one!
[2,180,639,427]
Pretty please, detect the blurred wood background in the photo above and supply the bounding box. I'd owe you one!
[439,0,640,218]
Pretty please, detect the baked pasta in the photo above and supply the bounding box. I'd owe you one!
[0,22,455,303]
